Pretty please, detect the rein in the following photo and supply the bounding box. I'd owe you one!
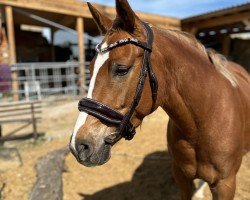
[78,21,158,145]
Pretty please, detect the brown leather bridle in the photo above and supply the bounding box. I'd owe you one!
[78,21,158,145]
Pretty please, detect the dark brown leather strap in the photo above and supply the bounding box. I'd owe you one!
[79,98,123,124]
[78,98,135,143]
[143,22,158,104]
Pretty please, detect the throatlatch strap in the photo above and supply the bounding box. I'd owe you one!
[142,22,158,104]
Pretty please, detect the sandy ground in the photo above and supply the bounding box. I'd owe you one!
[0,100,249,200]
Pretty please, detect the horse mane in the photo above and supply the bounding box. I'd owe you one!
[206,48,238,87]
[166,29,238,87]
[166,30,207,55]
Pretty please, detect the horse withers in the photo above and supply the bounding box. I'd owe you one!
[69,1,250,199]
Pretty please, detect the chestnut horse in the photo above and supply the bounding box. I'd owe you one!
[69,0,250,199]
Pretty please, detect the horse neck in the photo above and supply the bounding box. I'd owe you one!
[153,28,218,134]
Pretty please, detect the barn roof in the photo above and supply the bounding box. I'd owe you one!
[181,2,250,34]
[183,2,250,23]
[0,0,180,35]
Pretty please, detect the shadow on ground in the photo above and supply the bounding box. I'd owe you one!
[79,151,180,200]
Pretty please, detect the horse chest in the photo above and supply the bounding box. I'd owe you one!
[168,139,197,179]
[168,139,221,183]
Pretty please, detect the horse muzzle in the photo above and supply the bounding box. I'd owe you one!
[70,136,112,167]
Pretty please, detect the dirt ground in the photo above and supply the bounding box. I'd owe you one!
[0,100,249,200]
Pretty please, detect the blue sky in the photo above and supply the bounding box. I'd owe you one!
[83,0,249,19]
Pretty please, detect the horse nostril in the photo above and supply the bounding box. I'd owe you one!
[76,140,93,162]
[78,144,89,152]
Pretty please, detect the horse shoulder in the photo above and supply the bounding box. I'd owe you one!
[167,119,197,179]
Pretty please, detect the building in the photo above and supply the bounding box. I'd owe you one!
[0,1,249,101]
[0,0,180,100]
[182,2,250,72]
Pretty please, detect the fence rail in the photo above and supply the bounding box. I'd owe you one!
[0,62,90,101]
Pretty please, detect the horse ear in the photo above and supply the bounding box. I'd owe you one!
[87,2,113,35]
[114,0,139,33]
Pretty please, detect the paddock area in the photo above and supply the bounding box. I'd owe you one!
[0,100,249,199]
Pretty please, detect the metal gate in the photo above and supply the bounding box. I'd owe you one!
[0,62,90,101]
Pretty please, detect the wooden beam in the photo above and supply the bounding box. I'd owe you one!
[101,6,180,29]
[5,6,18,101]
[59,15,75,28]
[183,11,250,31]
[0,0,91,18]
[0,0,180,28]
[182,3,250,24]
[0,132,44,142]
[77,17,86,95]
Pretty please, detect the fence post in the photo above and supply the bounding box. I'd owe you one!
[0,125,2,141]
[31,103,38,139]
[5,6,18,101]
[76,17,86,95]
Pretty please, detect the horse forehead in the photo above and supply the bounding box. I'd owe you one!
[94,42,109,68]
[95,35,136,67]
[90,42,110,92]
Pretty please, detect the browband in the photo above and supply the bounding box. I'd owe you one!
[95,38,152,53]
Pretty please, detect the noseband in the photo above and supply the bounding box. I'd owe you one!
[78,22,158,145]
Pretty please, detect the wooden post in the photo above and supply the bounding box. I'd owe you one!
[0,125,2,138]
[222,36,231,57]
[5,6,18,101]
[31,103,38,139]
[51,28,56,62]
[76,17,86,95]
[0,125,3,146]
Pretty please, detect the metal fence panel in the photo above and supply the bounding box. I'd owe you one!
[0,62,90,101]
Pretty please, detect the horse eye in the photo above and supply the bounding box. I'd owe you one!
[114,65,130,76]
[115,67,129,76]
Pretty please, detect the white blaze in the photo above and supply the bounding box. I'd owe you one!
[70,43,109,151]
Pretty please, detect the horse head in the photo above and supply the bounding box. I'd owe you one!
[69,0,161,166]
